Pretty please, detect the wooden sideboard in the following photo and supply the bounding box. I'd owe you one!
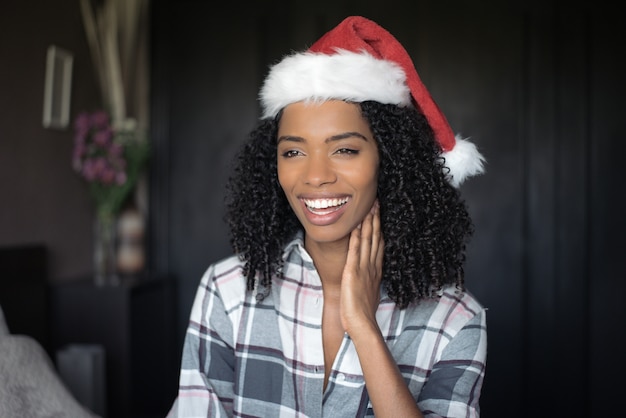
[49,276,179,418]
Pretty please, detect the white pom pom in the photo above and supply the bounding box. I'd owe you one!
[442,135,486,187]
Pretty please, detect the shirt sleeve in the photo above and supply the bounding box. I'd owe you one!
[167,266,237,417]
[417,306,488,418]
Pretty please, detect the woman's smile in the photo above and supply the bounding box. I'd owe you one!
[302,196,350,211]
[300,196,351,225]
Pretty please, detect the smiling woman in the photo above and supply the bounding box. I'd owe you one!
[277,101,379,245]
[168,16,487,418]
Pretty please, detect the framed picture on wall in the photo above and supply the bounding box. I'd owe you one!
[42,45,73,129]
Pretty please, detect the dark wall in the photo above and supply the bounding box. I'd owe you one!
[150,0,626,415]
[0,1,100,281]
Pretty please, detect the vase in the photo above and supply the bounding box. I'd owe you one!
[116,207,146,276]
[93,212,119,286]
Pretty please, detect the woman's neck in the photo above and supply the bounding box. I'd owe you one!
[304,236,349,287]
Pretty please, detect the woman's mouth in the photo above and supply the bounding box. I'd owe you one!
[302,197,349,214]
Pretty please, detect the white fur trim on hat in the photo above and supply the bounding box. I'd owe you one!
[260,49,412,119]
[442,135,486,187]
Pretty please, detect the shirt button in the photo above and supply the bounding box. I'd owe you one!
[337,373,346,382]
[315,297,320,305]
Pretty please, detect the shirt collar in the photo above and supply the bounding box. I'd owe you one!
[282,230,316,266]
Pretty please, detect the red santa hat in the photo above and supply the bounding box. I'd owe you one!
[259,16,485,187]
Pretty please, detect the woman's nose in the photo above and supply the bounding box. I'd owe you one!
[304,154,336,186]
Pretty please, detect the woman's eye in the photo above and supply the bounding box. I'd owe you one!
[335,148,359,155]
[281,150,301,158]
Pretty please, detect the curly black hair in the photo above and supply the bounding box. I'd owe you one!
[225,101,474,308]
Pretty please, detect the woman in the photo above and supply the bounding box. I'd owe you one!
[168,16,487,417]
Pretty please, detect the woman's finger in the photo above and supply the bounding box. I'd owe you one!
[359,210,373,270]
[370,201,382,266]
[346,222,361,276]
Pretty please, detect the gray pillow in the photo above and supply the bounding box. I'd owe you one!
[0,335,100,418]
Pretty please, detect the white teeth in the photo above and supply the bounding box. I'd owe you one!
[303,197,348,210]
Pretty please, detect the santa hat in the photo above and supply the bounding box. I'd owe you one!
[259,16,485,187]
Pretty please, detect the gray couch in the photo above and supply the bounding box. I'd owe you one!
[0,304,100,418]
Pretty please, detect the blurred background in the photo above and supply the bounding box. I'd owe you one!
[1,0,624,417]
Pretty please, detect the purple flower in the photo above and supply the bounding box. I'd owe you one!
[93,157,107,174]
[91,110,110,129]
[109,142,123,157]
[71,109,148,217]
[82,158,98,181]
[73,142,85,157]
[93,127,113,147]
[115,171,127,185]
[74,132,87,147]
[100,166,116,185]
[74,112,91,134]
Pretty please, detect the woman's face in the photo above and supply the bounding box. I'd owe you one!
[277,100,379,245]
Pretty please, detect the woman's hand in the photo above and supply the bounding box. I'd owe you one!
[340,200,384,337]
[341,201,424,417]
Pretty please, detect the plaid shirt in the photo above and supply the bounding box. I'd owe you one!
[168,234,487,417]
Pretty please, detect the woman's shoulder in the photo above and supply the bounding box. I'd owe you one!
[199,254,248,293]
[209,253,246,276]
[405,285,485,332]
[441,285,485,315]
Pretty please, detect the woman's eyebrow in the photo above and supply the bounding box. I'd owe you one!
[277,132,369,144]
[277,135,304,144]
[326,132,369,142]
